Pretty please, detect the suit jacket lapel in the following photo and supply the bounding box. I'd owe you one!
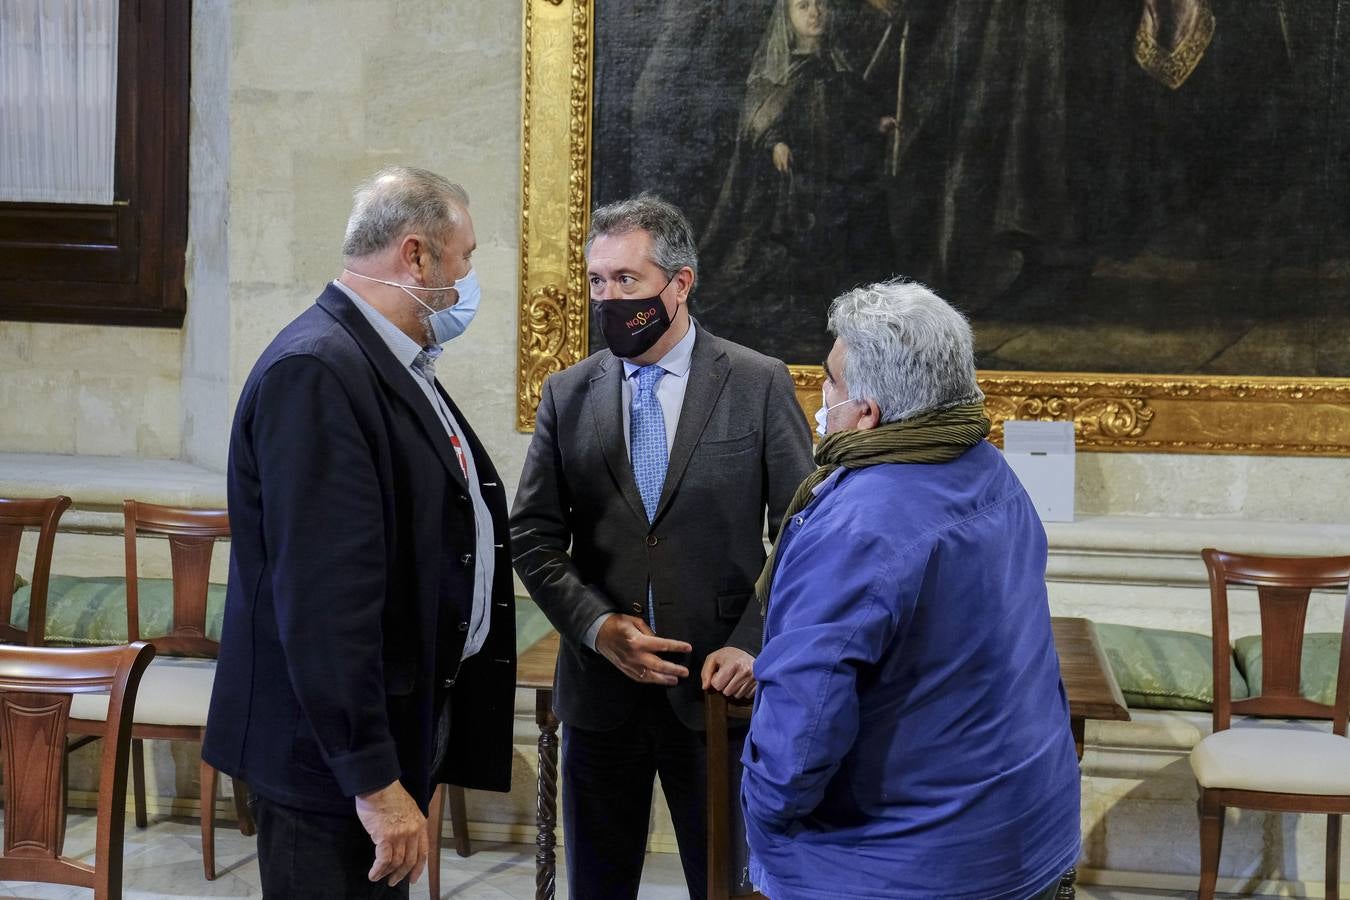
[654,328,730,522]
[316,287,469,493]
[589,354,650,524]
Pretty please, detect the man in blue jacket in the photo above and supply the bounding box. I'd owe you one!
[741,279,1080,900]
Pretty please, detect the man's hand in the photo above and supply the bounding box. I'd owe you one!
[355,780,428,887]
[772,142,792,173]
[595,614,692,685]
[702,647,757,700]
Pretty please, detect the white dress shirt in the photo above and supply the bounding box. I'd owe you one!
[333,279,492,661]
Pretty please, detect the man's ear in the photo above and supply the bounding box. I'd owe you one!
[858,398,883,431]
[399,234,430,280]
[674,266,695,304]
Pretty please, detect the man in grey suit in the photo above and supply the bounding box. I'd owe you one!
[511,194,814,899]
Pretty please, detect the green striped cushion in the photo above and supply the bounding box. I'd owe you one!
[1096,622,1249,711]
[10,575,225,646]
[14,574,556,656]
[1233,633,1342,706]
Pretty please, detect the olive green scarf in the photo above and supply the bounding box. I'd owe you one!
[755,401,992,613]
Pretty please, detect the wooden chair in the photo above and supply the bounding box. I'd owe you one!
[1191,548,1350,900]
[706,691,765,900]
[424,782,473,897]
[0,495,73,646]
[67,501,253,881]
[0,641,155,899]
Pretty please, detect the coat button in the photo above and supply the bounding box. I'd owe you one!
[458,493,469,503]
[793,515,804,526]
[458,621,469,632]
[460,553,473,566]
[630,602,643,614]
[646,535,658,547]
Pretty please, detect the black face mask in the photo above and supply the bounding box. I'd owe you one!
[593,279,674,359]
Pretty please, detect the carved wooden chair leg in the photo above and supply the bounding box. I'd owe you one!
[200,758,218,881]
[1329,813,1342,900]
[536,698,560,900]
[231,777,256,836]
[131,737,148,828]
[1197,793,1224,900]
[1055,866,1076,899]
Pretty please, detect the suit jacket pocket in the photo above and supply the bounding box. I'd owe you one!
[696,430,758,458]
[716,590,752,620]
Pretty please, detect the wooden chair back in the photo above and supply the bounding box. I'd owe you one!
[0,496,72,646]
[123,501,228,657]
[1202,548,1350,734]
[0,641,154,898]
[706,691,766,900]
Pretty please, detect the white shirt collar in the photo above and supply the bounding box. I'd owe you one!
[621,318,697,380]
[331,279,426,370]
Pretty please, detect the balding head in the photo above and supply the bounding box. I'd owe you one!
[341,166,469,262]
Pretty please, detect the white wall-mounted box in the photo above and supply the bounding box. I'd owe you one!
[1003,420,1076,523]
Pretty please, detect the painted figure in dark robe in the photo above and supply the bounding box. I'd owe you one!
[698,0,895,363]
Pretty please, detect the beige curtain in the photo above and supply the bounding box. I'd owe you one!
[0,0,119,204]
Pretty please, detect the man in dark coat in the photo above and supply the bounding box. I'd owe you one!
[204,167,516,898]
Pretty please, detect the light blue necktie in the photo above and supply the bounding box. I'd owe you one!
[630,364,668,629]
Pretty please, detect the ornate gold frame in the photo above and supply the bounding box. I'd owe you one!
[517,0,1350,455]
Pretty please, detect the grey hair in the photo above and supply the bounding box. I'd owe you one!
[586,193,698,289]
[828,279,984,423]
[341,166,469,260]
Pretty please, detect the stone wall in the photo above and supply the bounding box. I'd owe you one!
[224,0,532,488]
[0,323,181,457]
[182,0,233,470]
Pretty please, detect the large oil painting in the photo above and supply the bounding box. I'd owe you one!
[518,0,1350,453]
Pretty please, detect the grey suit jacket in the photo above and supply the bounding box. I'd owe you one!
[511,324,815,731]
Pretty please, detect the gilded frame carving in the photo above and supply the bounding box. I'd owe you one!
[517,0,1350,455]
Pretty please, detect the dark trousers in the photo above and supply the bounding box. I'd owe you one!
[562,694,708,900]
[252,794,410,899]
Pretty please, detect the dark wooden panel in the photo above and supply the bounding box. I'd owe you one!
[0,205,121,247]
[0,0,188,329]
[0,246,131,283]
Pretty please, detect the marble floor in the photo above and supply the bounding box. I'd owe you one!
[0,812,1271,899]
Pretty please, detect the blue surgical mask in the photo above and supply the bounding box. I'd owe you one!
[342,267,481,344]
[430,269,480,343]
[815,396,855,438]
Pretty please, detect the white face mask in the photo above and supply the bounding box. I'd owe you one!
[815,396,855,438]
[342,267,480,344]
